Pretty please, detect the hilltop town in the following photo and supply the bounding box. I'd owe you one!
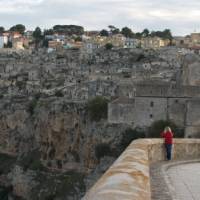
[1,24,200,199]
[1,24,200,52]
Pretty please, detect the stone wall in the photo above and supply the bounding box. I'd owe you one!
[135,81,170,97]
[135,81,200,98]
[108,97,188,128]
[108,97,168,127]
[168,98,187,127]
[134,97,167,127]
[108,96,200,134]
[108,98,135,125]
[83,139,200,200]
[185,99,200,137]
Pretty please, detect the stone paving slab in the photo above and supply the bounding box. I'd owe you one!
[167,162,200,200]
[150,161,173,200]
[150,160,200,200]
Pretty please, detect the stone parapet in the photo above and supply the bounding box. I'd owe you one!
[83,139,200,200]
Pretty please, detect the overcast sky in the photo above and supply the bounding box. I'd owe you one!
[1,0,200,35]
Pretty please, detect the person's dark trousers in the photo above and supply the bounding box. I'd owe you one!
[165,144,172,160]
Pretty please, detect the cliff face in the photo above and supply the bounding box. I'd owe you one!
[0,153,86,200]
[1,98,89,168]
[0,47,181,199]
[0,96,126,199]
[0,95,126,165]
[0,97,34,154]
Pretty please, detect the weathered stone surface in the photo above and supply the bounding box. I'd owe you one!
[150,161,173,200]
[84,139,200,200]
[167,161,200,200]
[84,139,151,200]
[150,160,200,200]
[8,165,37,199]
[182,54,200,86]
[84,156,116,191]
[1,46,200,199]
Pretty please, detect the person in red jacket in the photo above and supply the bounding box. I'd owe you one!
[161,126,174,160]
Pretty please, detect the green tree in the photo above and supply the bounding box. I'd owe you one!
[108,25,116,32]
[0,26,5,33]
[108,25,120,35]
[121,27,134,38]
[135,32,142,39]
[10,24,26,34]
[142,28,150,37]
[150,31,156,37]
[53,25,84,35]
[112,28,120,35]
[0,186,12,200]
[33,27,42,41]
[87,96,109,121]
[44,29,54,36]
[148,120,184,138]
[33,27,43,48]
[74,36,82,42]
[105,43,113,50]
[42,39,49,48]
[95,143,111,160]
[100,29,109,37]
[163,29,173,40]
[120,128,145,151]
[150,29,173,40]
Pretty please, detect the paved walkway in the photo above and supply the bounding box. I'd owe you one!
[150,160,200,200]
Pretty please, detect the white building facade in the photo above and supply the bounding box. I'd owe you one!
[0,35,8,48]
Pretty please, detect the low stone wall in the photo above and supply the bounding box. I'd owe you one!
[83,139,200,200]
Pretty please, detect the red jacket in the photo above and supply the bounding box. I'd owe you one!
[161,131,173,144]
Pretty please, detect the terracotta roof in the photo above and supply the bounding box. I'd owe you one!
[191,46,200,50]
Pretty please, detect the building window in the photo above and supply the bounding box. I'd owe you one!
[150,101,154,107]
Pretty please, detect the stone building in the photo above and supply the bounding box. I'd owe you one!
[0,34,8,48]
[12,38,24,50]
[142,37,170,49]
[124,38,140,48]
[191,33,200,46]
[108,80,200,136]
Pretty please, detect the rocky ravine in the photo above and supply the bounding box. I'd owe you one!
[0,95,127,200]
[0,47,182,199]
